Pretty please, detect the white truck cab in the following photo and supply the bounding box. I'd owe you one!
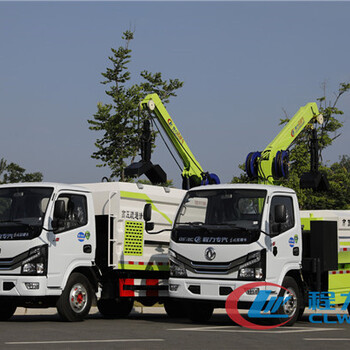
[167,184,309,324]
[0,181,185,321]
[0,183,95,320]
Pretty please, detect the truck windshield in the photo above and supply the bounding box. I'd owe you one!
[0,187,53,239]
[173,189,266,244]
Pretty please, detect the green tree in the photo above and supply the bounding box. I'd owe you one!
[279,83,350,180]
[88,30,183,181]
[232,82,350,210]
[0,158,43,184]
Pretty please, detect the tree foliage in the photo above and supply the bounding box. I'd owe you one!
[88,30,183,181]
[0,158,43,184]
[232,82,350,210]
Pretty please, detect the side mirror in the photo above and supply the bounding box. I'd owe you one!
[146,222,155,232]
[274,204,286,224]
[52,200,66,232]
[54,200,66,220]
[51,219,59,231]
[143,203,152,222]
[144,203,158,233]
[269,204,286,237]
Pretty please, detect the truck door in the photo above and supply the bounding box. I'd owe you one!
[47,191,94,287]
[266,195,300,284]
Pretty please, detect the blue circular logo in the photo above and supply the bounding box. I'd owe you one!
[288,237,295,248]
[77,232,85,242]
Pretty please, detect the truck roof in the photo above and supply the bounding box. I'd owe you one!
[0,182,90,193]
[76,181,185,196]
[188,183,296,194]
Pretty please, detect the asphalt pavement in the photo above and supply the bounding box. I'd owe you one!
[0,307,348,350]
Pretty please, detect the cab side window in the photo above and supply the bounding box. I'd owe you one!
[269,196,294,234]
[53,194,87,233]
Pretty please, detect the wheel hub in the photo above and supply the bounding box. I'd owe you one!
[69,283,88,313]
[283,288,297,317]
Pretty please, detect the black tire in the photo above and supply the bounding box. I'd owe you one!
[57,272,93,322]
[97,298,133,318]
[277,276,301,326]
[187,302,214,323]
[164,299,187,318]
[297,306,305,321]
[0,302,16,321]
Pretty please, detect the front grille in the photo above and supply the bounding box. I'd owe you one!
[0,251,29,270]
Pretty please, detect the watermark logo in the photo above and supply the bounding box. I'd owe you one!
[225,283,350,329]
[308,291,350,324]
[225,282,293,330]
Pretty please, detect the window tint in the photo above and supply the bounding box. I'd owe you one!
[53,194,87,233]
[0,187,53,225]
[270,196,294,233]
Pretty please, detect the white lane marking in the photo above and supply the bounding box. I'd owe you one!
[168,326,342,334]
[304,338,350,341]
[6,339,164,345]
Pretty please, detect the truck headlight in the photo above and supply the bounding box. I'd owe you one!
[21,245,48,275]
[169,249,187,277]
[239,267,263,280]
[238,250,265,280]
[239,267,255,279]
[169,260,187,277]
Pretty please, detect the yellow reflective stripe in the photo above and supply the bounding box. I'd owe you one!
[120,191,173,224]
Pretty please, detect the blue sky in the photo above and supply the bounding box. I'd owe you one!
[0,1,349,187]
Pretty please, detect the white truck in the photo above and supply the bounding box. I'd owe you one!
[0,181,184,321]
[158,183,350,325]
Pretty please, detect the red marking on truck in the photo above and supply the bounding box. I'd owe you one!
[119,278,135,297]
[119,278,162,297]
[330,270,350,275]
[146,279,159,297]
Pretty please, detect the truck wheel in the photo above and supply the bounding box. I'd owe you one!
[97,298,133,318]
[164,299,187,318]
[297,306,305,321]
[0,302,16,321]
[187,302,213,323]
[277,276,301,326]
[57,273,92,322]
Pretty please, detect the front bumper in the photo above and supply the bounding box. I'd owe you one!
[169,277,266,303]
[0,275,52,297]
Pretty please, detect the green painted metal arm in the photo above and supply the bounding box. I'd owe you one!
[259,102,321,184]
[140,93,204,182]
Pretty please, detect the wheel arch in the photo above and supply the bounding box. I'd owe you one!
[283,269,306,308]
[61,263,99,293]
[73,267,99,291]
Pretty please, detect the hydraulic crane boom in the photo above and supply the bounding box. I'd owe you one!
[245,102,326,188]
[140,94,220,189]
[125,93,220,189]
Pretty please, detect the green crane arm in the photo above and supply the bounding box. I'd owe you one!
[140,94,204,182]
[140,94,219,188]
[246,102,323,185]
